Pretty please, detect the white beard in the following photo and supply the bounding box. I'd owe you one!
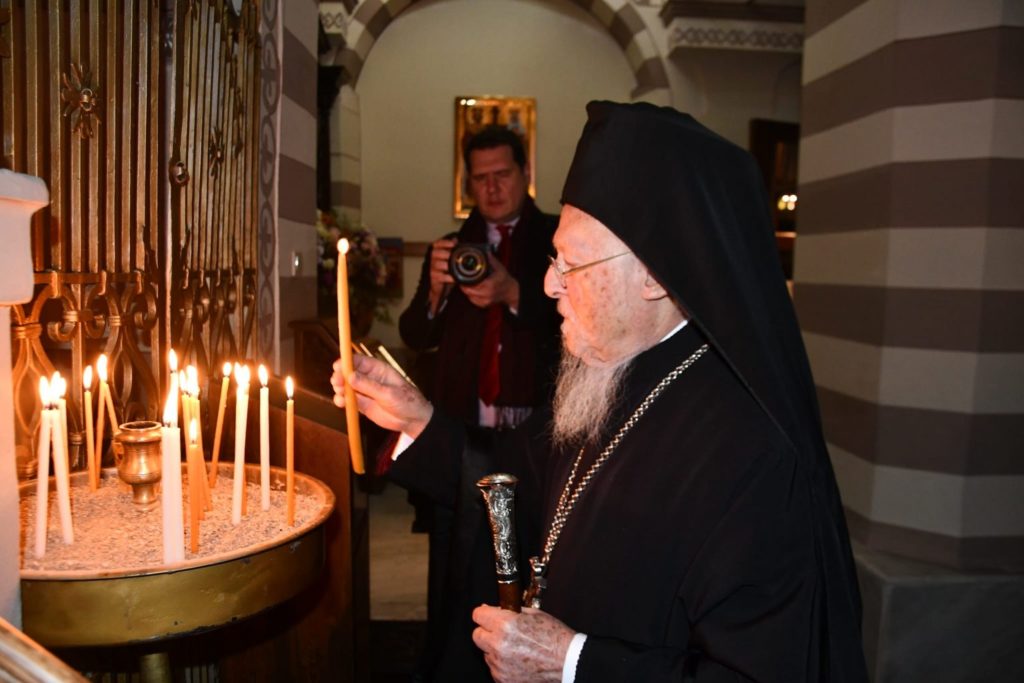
[551,349,632,450]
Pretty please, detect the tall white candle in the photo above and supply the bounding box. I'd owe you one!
[83,365,97,490]
[231,364,250,525]
[187,418,201,553]
[258,364,270,511]
[160,391,184,564]
[34,377,53,558]
[94,354,111,459]
[50,374,74,544]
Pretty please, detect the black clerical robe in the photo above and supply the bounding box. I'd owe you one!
[391,323,868,682]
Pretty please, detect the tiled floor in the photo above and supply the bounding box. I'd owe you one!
[369,483,429,621]
[368,483,429,681]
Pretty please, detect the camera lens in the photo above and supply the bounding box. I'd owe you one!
[449,244,490,285]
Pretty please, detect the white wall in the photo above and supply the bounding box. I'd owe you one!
[667,49,802,145]
[355,0,635,346]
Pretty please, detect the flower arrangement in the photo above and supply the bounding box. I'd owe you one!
[316,209,395,327]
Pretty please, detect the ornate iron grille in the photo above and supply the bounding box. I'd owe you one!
[0,0,261,479]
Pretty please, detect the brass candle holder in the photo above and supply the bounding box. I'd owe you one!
[113,420,163,508]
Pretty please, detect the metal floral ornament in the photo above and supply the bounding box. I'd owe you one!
[60,63,101,138]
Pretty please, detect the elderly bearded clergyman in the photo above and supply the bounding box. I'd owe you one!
[332,102,868,683]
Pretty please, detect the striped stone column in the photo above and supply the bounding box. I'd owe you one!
[276,0,321,371]
[796,0,1024,573]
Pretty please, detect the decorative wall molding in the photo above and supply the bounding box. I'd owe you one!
[666,17,803,54]
[258,0,281,366]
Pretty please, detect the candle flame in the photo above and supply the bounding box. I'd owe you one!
[97,354,108,382]
[169,349,178,372]
[189,418,198,445]
[163,389,178,426]
[52,372,66,399]
[178,370,188,396]
[222,361,232,377]
[234,363,250,388]
[83,365,93,389]
[39,376,50,406]
[258,364,268,387]
[186,365,199,395]
[338,238,349,255]
[285,376,294,399]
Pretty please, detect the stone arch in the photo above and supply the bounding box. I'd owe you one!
[322,0,669,101]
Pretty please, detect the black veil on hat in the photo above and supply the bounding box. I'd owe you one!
[562,100,867,678]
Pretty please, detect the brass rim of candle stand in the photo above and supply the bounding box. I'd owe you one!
[19,463,335,581]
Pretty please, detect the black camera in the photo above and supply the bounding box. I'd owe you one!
[448,243,491,285]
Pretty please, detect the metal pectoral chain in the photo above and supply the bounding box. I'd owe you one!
[525,344,709,609]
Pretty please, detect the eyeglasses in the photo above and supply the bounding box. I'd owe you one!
[547,252,630,287]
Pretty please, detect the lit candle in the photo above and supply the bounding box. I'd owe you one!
[286,376,295,525]
[160,391,184,564]
[179,370,191,434]
[209,361,232,487]
[50,373,74,545]
[186,365,211,513]
[94,354,118,460]
[187,418,201,554]
[34,376,53,558]
[99,354,118,436]
[168,349,179,421]
[83,365,97,490]
[258,364,270,511]
[336,238,365,474]
[231,364,250,525]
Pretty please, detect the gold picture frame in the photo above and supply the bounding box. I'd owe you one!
[454,96,537,219]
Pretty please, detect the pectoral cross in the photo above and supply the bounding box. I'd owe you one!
[523,556,547,609]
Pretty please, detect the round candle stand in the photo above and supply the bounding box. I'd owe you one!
[20,463,335,682]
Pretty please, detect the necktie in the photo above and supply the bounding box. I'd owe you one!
[479,224,512,405]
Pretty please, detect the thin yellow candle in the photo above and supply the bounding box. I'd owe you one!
[186,366,211,513]
[336,238,365,474]
[179,370,191,433]
[258,364,271,511]
[209,361,232,487]
[187,418,201,554]
[83,365,97,490]
[285,376,295,525]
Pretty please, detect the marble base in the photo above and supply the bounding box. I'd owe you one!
[855,543,1024,682]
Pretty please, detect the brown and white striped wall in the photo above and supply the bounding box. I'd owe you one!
[275,0,321,373]
[795,0,1024,572]
[320,0,670,100]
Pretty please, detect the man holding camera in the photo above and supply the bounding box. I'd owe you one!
[397,125,560,681]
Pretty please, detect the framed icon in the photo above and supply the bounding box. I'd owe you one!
[453,96,536,219]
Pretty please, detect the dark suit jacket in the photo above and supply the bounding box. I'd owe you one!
[398,196,560,424]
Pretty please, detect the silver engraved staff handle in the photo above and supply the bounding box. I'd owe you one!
[476,473,522,612]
